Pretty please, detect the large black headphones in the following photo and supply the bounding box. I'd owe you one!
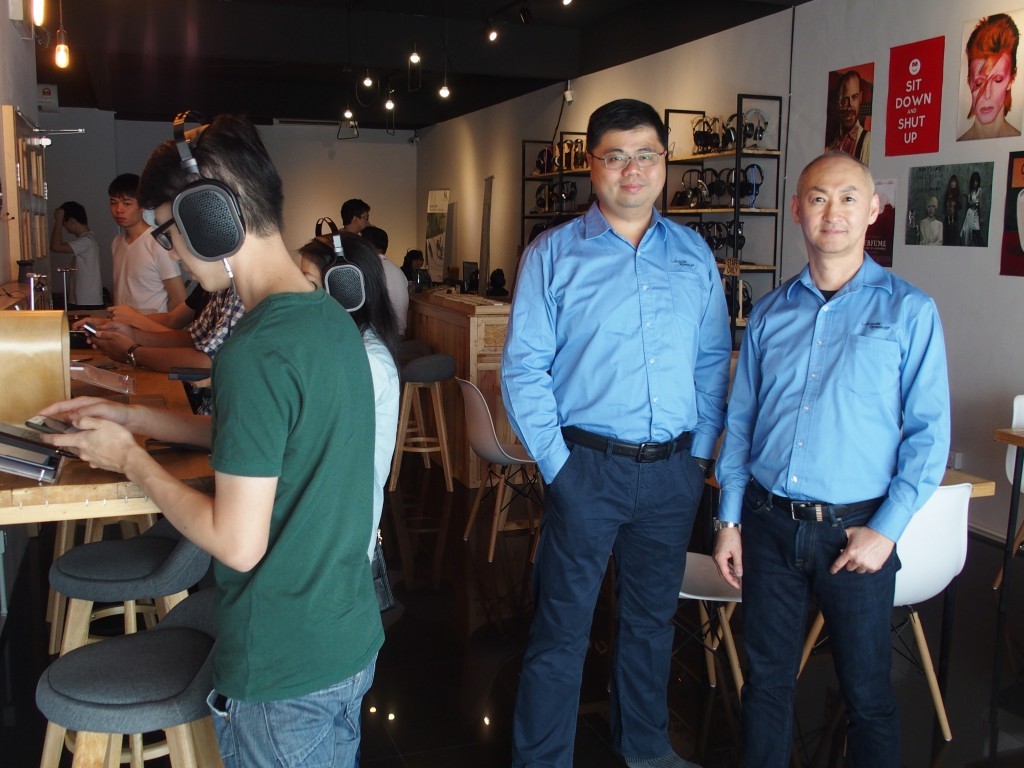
[315,217,365,313]
[171,111,246,262]
[743,108,769,148]
[722,114,738,150]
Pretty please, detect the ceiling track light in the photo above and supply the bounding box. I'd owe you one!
[54,0,69,69]
[484,19,498,42]
[519,3,532,24]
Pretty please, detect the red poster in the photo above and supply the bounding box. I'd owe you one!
[886,36,944,156]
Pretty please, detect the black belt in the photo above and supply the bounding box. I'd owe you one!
[562,426,692,463]
[751,480,884,523]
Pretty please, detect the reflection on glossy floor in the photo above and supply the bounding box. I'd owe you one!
[2,456,1024,766]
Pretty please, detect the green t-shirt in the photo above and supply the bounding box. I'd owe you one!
[209,288,381,701]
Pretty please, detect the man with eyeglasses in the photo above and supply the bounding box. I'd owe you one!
[502,98,730,768]
[828,69,872,165]
[340,198,371,234]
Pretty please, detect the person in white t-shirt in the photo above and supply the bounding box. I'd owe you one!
[49,201,104,309]
[108,173,186,313]
[361,225,410,338]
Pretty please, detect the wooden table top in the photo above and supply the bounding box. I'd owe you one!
[0,360,213,525]
[995,428,1024,449]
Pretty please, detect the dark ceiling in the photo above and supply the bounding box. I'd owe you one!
[34,0,808,130]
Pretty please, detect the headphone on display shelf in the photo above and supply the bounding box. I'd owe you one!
[170,111,246,262]
[727,219,746,252]
[721,114,738,150]
[704,220,727,252]
[742,163,765,204]
[704,167,727,200]
[743,108,769,147]
[688,178,710,209]
[315,217,366,313]
[691,115,719,153]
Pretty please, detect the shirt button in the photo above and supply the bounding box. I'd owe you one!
[648,358,656,365]
[803,405,810,412]
[811,373,818,379]
[797,440,805,447]
[817,339,824,345]
[652,396,659,403]
[791,476,799,483]
[822,306,830,312]
[642,284,649,291]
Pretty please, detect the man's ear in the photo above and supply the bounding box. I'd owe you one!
[790,195,802,224]
[868,193,881,225]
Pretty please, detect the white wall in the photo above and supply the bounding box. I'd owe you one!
[417,0,1022,538]
[38,110,420,288]
[786,0,1023,539]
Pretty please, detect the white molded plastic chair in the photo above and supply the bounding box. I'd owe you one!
[457,378,543,562]
[678,553,744,701]
[798,482,972,741]
[994,394,1024,590]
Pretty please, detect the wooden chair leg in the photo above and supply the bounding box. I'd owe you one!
[429,382,454,492]
[128,733,145,768]
[908,608,952,741]
[165,722,199,768]
[411,385,430,468]
[797,611,825,678]
[463,464,492,541]
[487,470,510,563]
[61,597,95,655]
[40,720,67,768]
[189,717,224,768]
[389,384,415,491]
[717,602,744,701]
[698,601,719,689]
[70,731,118,768]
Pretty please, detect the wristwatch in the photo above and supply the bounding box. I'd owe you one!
[125,344,141,368]
[713,519,740,532]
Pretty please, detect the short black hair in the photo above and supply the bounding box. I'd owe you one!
[59,201,88,225]
[137,114,283,237]
[361,225,388,255]
[340,198,370,225]
[108,173,140,199]
[586,99,668,153]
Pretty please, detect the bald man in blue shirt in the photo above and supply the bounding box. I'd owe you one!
[714,152,951,768]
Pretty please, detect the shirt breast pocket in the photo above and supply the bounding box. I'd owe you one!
[667,268,704,330]
[837,335,901,396]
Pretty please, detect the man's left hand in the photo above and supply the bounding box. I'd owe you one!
[41,415,141,475]
[830,526,895,574]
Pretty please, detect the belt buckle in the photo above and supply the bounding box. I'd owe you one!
[790,502,825,522]
[637,441,659,462]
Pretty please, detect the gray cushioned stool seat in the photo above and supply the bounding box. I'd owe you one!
[36,588,217,747]
[49,517,211,603]
[402,353,456,383]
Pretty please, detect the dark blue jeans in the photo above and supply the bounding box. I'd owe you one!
[740,481,899,768]
[511,441,705,767]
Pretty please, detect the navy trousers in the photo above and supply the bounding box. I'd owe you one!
[511,440,705,767]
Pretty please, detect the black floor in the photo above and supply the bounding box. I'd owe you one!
[3,456,1024,767]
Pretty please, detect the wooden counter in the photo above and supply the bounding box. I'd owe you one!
[408,291,512,488]
[0,365,213,526]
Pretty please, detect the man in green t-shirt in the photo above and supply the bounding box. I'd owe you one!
[39,114,380,767]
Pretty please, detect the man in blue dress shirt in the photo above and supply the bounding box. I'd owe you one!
[502,99,731,768]
[713,152,950,767]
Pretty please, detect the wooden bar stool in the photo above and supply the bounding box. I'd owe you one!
[389,353,455,493]
[36,589,221,768]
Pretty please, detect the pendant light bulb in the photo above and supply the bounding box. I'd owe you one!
[409,44,421,65]
[55,28,70,69]
[385,93,395,111]
[362,70,373,88]
[343,106,354,120]
[32,0,44,26]
[439,82,450,99]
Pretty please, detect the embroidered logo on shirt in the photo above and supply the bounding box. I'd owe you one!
[670,258,695,268]
[862,321,890,331]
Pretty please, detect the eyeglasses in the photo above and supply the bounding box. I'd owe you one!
[358,213,370,221]
[151,218,175,251]
[588,150,666,171]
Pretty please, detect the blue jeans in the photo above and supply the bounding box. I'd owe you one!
[207,656,376,768]
[739,481,899,768]
[512,441,705,767]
